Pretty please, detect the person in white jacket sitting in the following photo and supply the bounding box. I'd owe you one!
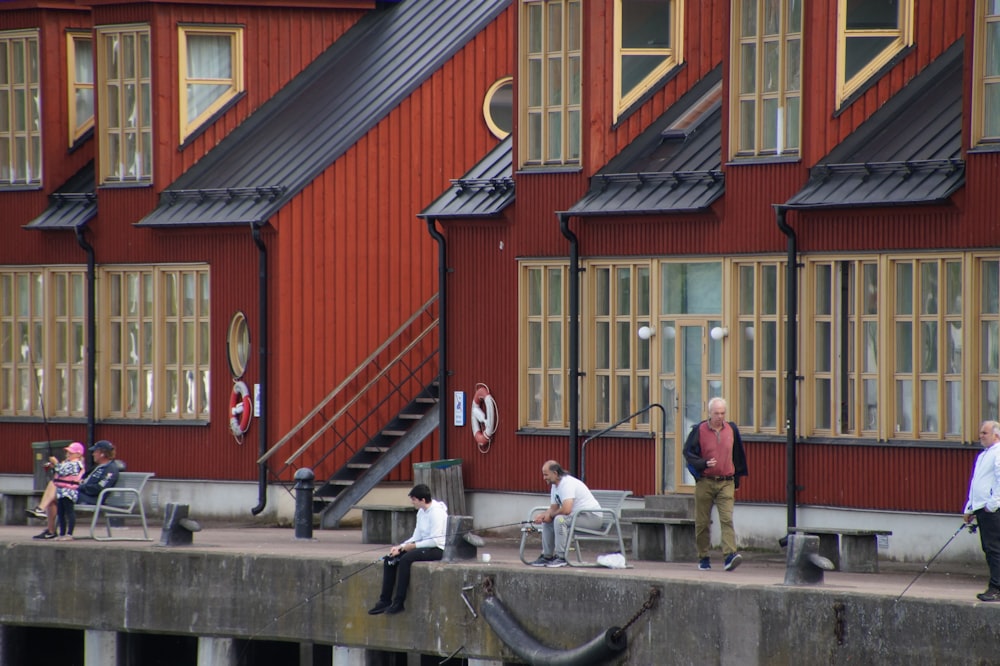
[368,484,448,615]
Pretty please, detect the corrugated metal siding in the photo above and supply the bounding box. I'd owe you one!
[792,205,962,252]
[964,152,1000,239]
[723,440,974,514]
[793,444,974,514]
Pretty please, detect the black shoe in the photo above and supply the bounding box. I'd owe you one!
[32,530,55,540]
[368,601,390,615]
[26,506,46,519]
[385,602,405,614]
[977,588,1000,602]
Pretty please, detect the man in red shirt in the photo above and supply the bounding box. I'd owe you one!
[683,397,748,572]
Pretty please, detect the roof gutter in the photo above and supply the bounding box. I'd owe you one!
[73,225,96,447]
[426,217,448,460]
[774,204,799,532]
[558,212,580,475]
[250,222,269,516]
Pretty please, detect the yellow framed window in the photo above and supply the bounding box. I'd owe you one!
[591,263,653,428]
[731,0,802,158]
[613,0,684,121]
[522,264,569,427]
[973,0,1000,144]
[889,257,963,440]
[0,268,88,418]
[178,25,244,142]
[836,0,913,107]
[0,30,41,185]
[979,258,1000,418]
[733,261,783,432]
[103,266,210,421]
[97,24,152,184]
[806,259,879,437]
[520,0,582,167]
[67,31,94,146]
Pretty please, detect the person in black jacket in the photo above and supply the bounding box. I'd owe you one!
[683,397,748,572]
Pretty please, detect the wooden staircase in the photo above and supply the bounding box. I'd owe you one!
[315,382,440,528]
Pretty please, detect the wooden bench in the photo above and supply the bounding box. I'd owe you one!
[354,504,417,544]
[0,489,43,526]
[519,489,633,567]
[75,472,155,541]
[629,517,697,563]
[791,527,892,573]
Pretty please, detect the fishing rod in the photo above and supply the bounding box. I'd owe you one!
[895,520,978,602]
[25,340,53,458]
[235,518,528,664]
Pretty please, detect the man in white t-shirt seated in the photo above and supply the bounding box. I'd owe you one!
[528,460,603,568]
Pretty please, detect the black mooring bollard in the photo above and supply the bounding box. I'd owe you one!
[293,468,315,540]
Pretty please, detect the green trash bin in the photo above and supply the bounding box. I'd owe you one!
[413,458,465,516]
[31,440,72,492]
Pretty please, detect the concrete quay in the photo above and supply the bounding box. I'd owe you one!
[0,522,998,665]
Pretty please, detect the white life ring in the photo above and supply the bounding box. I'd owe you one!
[470,383,498,452]
[230,380,253,437]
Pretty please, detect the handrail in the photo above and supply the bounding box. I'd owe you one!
[278,319,438,466]
[579,403,667,488]
[257,293,438,464]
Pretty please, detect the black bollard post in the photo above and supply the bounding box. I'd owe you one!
[293,468,315,540]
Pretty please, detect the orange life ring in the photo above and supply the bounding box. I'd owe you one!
[470,383,499,451]
[230,380,253,437]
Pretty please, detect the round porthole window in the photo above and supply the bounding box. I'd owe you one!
[227,311,250,379]
[483,76,513,140]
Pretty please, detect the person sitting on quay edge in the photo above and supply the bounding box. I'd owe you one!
[368,484,448,616]
[30,440,122,540]
[683,396,748,572]
[527,460,603,568]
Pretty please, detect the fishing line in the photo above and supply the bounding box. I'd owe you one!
[236,519,529,662]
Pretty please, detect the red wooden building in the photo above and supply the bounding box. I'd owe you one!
[1,0,997,543]
[427,0,995,533]
[0,0,514,521]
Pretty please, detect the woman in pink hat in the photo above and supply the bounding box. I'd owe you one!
[46,442,86,541]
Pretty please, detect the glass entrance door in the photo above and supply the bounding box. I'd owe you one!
[659,320,724,490]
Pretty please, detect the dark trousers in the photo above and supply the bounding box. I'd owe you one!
[378,547,443,606]
[975,508,1000,590]
[56,497,76,536]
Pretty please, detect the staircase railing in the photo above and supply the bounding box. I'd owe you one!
[579,403,667,491]
[258,294,439,480]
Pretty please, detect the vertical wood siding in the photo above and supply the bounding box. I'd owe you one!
[264,6,516,484]
[803,0,965,165]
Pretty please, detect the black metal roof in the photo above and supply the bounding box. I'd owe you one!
[786,39,964,210]
[418,137,513,219]
[568,66,724,217]
[24,161,96,230]
[138,0,511,228]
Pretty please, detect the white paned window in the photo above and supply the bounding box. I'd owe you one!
[98,25,152,183]
[520,0,582,167]
[0,30,41,185]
